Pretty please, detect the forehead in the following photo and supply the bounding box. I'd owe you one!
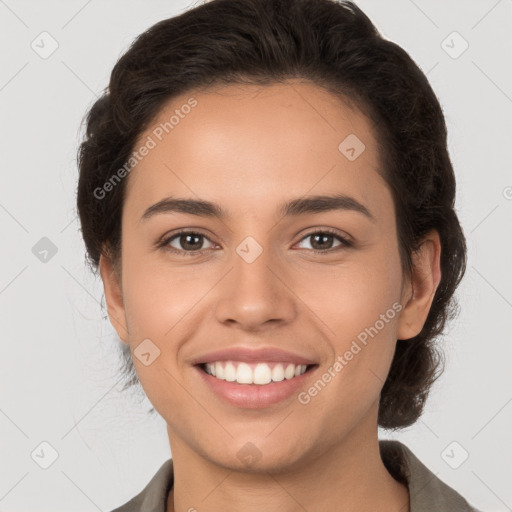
[124,81,389,221]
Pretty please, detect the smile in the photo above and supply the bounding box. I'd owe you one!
[201,360,310,385]
[196,361,318,408]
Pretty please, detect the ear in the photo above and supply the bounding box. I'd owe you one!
[397,230,442,340]
[99,252,129,343]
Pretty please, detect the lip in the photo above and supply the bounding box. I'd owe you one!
[190,346,318,366]
[194,362,319,409]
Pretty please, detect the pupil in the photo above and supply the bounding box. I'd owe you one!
[312,234,332,250]
[183,234,202,250]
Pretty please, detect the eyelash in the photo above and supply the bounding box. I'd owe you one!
[157,228,354,257]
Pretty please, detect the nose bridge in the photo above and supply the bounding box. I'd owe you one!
[233,232,282,304]
[234,233,275,286]
[214,229,295,328]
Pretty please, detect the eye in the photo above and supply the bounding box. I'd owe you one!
[295,229,353,253]
[160,230,215,256]
[158,228,353,257]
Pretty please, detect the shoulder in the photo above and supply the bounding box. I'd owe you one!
[109,459,174,512]
[380,440,483,512]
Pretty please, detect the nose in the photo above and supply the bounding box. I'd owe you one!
[213,242,296,331]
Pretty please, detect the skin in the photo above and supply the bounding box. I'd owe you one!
[100,80,441,512]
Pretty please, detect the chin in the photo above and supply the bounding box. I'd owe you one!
[200,435,312,475]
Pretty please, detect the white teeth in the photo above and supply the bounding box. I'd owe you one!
[215,361,225,380]
[203,361,308,385]
[224,361,237,382]
[284,363,296,380]
[236,362,253,384]
[271,364,285,382]
[253,363,272,385]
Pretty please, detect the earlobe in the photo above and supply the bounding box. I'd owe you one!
[396,231,442,340]
[99,252,129,343]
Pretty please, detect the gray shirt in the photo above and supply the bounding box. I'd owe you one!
[110,440,481,511]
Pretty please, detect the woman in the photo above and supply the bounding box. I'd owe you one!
[76,0,479,510]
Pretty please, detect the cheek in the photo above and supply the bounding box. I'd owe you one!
[286,248,404,443]
[118,247,204,414]
[119,239,223,400]
[296,240,403,344]
[123,266,222,339]
[301,241,403,394]
[120,231,200,337]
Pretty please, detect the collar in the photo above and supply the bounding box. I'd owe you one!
[111,440,479,512]
[379,440,479,512]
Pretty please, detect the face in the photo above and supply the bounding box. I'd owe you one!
[101,81,439,472]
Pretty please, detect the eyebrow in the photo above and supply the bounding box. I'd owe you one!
[140,193,375,223]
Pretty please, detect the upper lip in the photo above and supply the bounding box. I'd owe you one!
[191,347,318,366]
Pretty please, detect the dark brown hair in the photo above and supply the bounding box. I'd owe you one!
[76,0,467,428]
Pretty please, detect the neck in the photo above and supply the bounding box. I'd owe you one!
[165,416,409,512]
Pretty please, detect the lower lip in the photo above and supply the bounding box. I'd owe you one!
[194,365,317,409]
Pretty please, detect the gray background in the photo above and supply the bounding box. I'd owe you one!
[1,0,511,510]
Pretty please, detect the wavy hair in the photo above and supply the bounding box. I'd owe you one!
[76,0,467,428]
